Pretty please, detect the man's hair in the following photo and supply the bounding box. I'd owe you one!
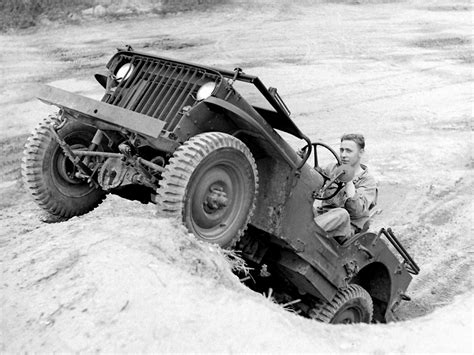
[341,133,365,150]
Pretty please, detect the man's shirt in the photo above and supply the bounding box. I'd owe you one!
[316,163,377,230]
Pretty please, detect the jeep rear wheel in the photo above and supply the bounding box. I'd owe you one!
[309,284,373,324]
[156,132,258,248]
[21,114,106,219]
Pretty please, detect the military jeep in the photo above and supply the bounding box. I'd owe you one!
[22,47,419,324]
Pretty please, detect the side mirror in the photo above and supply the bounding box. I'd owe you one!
[94,73,108,89]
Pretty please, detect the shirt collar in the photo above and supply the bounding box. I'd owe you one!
[353,164,368,183]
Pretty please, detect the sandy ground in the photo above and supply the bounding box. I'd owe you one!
[0,0,473,353]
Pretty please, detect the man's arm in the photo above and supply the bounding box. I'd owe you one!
[343,175,377,218]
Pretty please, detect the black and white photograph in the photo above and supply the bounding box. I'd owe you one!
[0,0,472,353]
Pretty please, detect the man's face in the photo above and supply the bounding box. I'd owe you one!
[340,140,363,167]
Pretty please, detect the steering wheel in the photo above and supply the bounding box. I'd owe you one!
[300,142,352,200]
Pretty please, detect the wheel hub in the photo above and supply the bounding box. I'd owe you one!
[189,163,241,235]
[57,149,82,184]
[332,306,362,324]
[203,186,228,213]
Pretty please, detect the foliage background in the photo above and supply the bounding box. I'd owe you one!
[0,0,225,31]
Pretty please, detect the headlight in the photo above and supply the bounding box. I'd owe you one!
[196,82,216,101]
[116,63,134,82]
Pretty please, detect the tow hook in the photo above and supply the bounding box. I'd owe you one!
[394,263,403,275]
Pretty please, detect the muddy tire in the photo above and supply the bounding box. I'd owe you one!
[21,114,106,219]
[156,132,258,248]
[309,284,373,324]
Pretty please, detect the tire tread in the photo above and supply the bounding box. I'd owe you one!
[156,132,258,248]
[21,114,106,219]
[309,284,373,323]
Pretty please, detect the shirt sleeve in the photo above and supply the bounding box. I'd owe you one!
[344,174,377,219]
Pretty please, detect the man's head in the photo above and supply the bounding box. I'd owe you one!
[340,133,365,167]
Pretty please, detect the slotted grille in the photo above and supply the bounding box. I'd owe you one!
[106,54,221,131]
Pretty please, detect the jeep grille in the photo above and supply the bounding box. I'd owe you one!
[106,54,222,131]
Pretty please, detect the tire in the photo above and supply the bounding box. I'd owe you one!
[21,114,106,219]
[156,132,258,248]
[309,284,373,324]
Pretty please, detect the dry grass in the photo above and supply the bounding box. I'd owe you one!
[0,0,94,31]
[0,0,227,32]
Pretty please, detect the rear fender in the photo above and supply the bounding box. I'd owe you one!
[352,262,392,323]
[349,233,413,323]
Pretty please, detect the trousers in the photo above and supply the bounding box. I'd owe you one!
[314,208,353,239]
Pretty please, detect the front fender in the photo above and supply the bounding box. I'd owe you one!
[203,96,300,169]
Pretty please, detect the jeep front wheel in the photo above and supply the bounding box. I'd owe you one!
[21,114,106,219]
[156,132,258,249]
[309,284,373,324]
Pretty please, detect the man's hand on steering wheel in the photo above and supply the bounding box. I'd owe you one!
[300,142,355,200]
[314,164,355,200]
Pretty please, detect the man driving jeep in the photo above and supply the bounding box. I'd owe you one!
[313,134,377,243]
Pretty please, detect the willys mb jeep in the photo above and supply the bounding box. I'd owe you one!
[22,47,419,324]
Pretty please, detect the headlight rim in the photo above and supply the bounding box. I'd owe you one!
[196,81,217,101]
[115,62,135,83]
